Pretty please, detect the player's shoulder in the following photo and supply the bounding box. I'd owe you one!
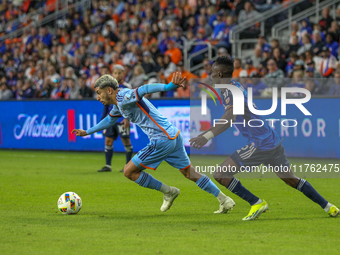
[117,87,139,107]
[117,87,132,96]
[232,80,246,92]
[222,80,245,97]
[117,88,130,103]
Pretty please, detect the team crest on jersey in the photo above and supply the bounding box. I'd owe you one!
[125,93,131,100]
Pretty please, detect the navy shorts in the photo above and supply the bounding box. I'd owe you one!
[104,123,130,140]
[230,143,290,168]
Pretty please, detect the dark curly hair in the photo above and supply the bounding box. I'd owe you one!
[214,56,234,77]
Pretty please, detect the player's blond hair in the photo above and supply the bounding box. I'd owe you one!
[94,75,119,90]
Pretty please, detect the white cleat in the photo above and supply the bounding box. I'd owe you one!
[214,196,235,214]
[160,187,180,212]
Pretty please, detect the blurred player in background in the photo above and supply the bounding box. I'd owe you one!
[97,65,133,172]
[72,72,235,213]
[190,56,339,220]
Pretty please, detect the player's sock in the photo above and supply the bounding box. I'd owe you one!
[135,171,162,191]
[254,199,263,205]
[227,177,260,205]
[196,174,220,197]
[296,178,328,209]
[105,145,113,167]
[159,183,171,194]
[323,202,333,213]
[125,145,133,163]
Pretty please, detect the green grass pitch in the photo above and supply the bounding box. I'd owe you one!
[0,150,339,254]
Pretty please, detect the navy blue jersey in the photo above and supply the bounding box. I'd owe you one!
[221,80,282,150]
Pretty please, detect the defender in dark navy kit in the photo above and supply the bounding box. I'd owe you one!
[190,56,339,220]
[220,79,288,170]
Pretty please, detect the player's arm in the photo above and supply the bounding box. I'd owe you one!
[120,72,185,108]
[72,114,121,137]
[136,72,185,98]
[189,107,237,149]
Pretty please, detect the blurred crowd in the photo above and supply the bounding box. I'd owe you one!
[0,0,340,101]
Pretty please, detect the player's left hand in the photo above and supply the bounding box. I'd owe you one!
[122,119,130,129]
[171,72,186,88]
[189,136,208,149]
[71,129,88,137]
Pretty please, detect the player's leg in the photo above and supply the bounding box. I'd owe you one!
[117,122,133,172]
[98,126,118,172]
[98,137,114,172]
[121,137,133,168]
[214,144,268,220]
[215,157,262,206]
[269,145,339,217]
[179,165,235,213]
[127,139,180,212]
[165,133,235,213]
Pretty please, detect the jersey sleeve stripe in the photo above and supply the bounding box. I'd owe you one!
[136,102,180,140]
[108,113,122,117]
[135,88,140,101]
[140,163,156,170]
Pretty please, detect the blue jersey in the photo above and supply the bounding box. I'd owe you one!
[221,80,282,150]
[108,88,179,140]
[87,82,180,140]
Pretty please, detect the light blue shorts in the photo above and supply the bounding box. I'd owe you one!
[132,132,191,170]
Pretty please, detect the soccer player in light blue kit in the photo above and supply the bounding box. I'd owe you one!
[72,72,235,213]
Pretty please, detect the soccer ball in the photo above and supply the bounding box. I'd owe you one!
[57,192,82,215]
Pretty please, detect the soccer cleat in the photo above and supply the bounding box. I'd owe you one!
[160,187,180,212]
[97,166,112,172]
[328,205,339,217]
[242,200,268,221]
[214,196,235,214]
[119,169,124,172]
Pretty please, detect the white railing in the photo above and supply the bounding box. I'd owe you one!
[229,0,306,58]
[272,0,340,40]
[184,41,217,73]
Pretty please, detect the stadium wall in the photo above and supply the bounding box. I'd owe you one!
[0,98,339,158]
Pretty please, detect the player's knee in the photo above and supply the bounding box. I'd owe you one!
[123,167,132,179]
[282,178,299,188]
[121,138,131,146]
[105,138,113,146]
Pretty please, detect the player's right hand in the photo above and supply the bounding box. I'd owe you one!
[71,129,88,137]
[189,136,208,149]
[171,72,186,88]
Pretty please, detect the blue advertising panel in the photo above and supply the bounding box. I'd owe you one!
[0,98,339,158]
[191,97,340,158]
[0,99,189,153]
